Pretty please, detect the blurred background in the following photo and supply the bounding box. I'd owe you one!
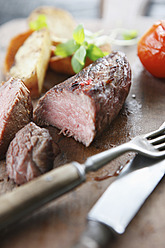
[0,0,165,25]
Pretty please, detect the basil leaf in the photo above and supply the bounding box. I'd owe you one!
[73,24,85,44]
[71,58,84,74]
[71,46,86,73]
[29,14,48,30]
[55,40,80,57]
[82,40,88,48]
[73,46,86,65]
[87,44,105,61]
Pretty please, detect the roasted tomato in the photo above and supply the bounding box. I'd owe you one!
[137,20,165,78]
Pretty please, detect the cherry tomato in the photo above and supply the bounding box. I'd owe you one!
[137,20,165,78]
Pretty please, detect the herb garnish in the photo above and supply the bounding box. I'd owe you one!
[29,14,48,31]
[29,15,138,73]
[122,29,138,40]
[55,24,108,73]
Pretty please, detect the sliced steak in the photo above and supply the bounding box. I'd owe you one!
[34,51,131,146]
[6,122,59,185]
[0,77,33,159]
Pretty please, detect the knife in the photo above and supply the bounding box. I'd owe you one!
[0,123,164,231]
[73,155,165,248]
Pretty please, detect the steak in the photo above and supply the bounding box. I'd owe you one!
[6,122,59,185]
[0,77,33,159]
[34,51,131,146]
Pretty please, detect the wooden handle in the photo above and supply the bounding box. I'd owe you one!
[0,162,85,230]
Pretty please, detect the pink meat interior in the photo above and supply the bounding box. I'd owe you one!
[44,90,96,146]
[0,82,19,139]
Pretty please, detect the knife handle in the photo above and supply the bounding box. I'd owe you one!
[73,220,114,248]
[0,162,85,230]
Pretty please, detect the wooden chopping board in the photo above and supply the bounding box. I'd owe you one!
[0,18,165,248]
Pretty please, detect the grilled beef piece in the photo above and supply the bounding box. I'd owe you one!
[6,122,58,185]
[34,51,131,146]
[0,77,33,159]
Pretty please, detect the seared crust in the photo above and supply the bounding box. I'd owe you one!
[34,51,131,145]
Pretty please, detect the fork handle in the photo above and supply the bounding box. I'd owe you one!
[0,162,85,230]
[85,142,132,172]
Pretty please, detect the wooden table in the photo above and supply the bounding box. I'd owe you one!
[0,1,165,247]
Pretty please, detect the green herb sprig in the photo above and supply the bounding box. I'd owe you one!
[55,24,108,73]
[29,15,138,73]
[122,29,138,40]
[29,14,48,31]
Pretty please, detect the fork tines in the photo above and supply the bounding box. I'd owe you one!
[145,122,165,151]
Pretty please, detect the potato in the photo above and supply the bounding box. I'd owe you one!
[28,6,76,45]
[6,28,51,98]
[4,6,111,85]
[4,30,33,74]
[49,55,93,76]
[49,43,111,75]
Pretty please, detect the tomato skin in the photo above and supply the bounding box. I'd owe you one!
[137,20,165,78]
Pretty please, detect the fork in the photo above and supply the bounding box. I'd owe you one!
[85,121,165,172]
[0,122,165,230]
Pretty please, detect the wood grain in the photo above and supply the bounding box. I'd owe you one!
[0,16,165,248]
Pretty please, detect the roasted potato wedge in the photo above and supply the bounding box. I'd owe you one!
[49,55,92,76]
[28,6,76,45]
[5,28,51,98]
[49,43,111,75]
[4,30,33,74]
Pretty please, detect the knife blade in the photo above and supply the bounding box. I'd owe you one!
[0,123,164,231]
[73,155,165,248]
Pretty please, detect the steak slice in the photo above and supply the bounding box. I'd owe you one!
[0,77,33,159]
[34,51,131,146]
[6,122,58,185]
